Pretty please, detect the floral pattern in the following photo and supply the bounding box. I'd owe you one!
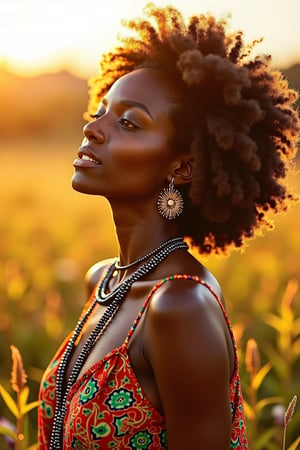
[130,430,153,449]
[38,275,248,449]
[79,377,99,404]
[106,388,135,410]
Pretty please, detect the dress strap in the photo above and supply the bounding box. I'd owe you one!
[124,274,231,346]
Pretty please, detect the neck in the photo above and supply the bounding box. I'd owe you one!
[110,200,180,268]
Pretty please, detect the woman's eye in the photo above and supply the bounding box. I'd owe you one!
[119,118,137,130]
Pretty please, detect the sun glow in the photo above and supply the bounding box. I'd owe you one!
[1,0,300,78]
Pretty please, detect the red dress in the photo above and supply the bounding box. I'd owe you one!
[38,275,248,449]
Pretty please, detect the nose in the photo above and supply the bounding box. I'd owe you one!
[83,120,105,144]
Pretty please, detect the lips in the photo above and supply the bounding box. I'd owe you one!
[74,146,102,167]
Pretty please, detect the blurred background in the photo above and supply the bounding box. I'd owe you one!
[0,0,300,448]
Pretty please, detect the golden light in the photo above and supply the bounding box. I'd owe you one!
[1,0,300,78]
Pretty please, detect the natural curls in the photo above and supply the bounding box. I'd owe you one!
[88,3,300,254]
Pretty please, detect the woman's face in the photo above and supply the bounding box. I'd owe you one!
[72,68,178,201]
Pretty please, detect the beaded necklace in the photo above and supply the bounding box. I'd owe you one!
[114,236,183,270]
[96,237,188,305]
[49,237,188,449]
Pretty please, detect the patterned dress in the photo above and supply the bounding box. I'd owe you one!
[38,275,248,449]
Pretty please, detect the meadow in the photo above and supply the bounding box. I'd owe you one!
[0,131,300,448]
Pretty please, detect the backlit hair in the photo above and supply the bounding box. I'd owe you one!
[88,3,299,254]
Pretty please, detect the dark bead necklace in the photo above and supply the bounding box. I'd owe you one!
[49,237,188,449]
[114,236,184,270]
[96,237,188,305]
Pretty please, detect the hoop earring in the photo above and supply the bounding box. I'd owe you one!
[157,177,184,220]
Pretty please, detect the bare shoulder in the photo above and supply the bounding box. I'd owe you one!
[147,275,226,337]
[149,254,225,313]
[143,275,232,448]
[84,258,115,296]
[144,271,232,385]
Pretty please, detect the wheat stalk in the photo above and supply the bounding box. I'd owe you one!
[245,338,260,375]
[282,395,297,450]
[10,345,27,393]
[10,345,28,448]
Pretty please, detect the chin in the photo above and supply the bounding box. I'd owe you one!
[72,175,94,195]
[72,175,108,198]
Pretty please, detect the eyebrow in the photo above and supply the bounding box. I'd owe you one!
[102,98,153,120]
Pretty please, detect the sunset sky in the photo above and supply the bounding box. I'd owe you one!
[1,0,300,78]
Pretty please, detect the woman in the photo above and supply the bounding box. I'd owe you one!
[38,3,299,449]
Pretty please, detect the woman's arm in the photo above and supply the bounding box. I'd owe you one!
[145,280,232,450]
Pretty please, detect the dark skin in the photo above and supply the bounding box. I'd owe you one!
[70,68,234,449]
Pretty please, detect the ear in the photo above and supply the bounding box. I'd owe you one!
[169,153,194,185]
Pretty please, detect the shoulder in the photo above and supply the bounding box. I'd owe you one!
[84,258,116,296]
[143,274,232,386]
[143,276,232,447]
[146,276,227,345]
[148,269,224,317]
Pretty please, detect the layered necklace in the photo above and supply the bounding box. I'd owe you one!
[49,236,188,449]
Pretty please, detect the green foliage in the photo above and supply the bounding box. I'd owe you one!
[236,277,300,448]
[0,139,300,448]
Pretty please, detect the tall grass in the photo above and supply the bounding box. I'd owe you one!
[0,346,39,449]
[0,138,299,448]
